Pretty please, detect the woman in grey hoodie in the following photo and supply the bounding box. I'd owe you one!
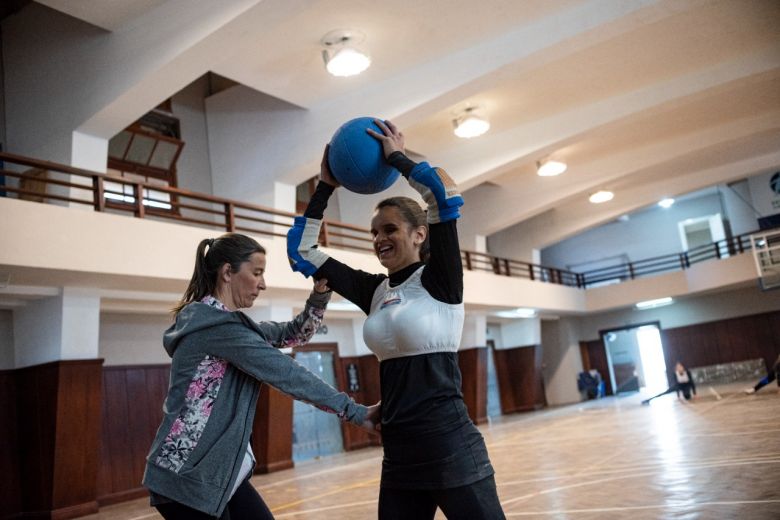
[143,233,377,519]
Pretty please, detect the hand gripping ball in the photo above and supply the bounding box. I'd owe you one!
[327,117,400,194]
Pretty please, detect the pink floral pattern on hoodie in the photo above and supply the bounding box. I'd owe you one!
[154,296,229,473]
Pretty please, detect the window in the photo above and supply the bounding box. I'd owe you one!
[106,107,184,213]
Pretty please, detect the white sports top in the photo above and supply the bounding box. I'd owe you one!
[363,266,464,362]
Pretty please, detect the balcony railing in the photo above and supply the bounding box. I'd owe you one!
[578,233,760,288]
[0,151,771,290]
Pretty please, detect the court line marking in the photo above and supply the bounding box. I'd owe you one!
[274,499,377,518]
[500,459,780,509]
[254,454,381,489]
[268,477,379,513]
[709,385,722,400]
[126,513,158,520]
[498,454,780,487]
[504,499,780,516]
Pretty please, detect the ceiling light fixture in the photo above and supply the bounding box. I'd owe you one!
[494,307,537,319]
[658,198,675,209]
[453,107,490,138]
[635,297,674,310]
[589,190,614,204]
[536,158,567,177]
[321,29,371,77]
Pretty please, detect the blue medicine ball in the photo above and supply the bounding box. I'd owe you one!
[328,117,400,194]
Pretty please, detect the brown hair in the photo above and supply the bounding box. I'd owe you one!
[375,196,430,263]
[173,233,265,315]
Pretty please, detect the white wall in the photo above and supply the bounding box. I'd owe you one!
[541,193,723,271]
[99,312,173,366]
[205,85,308,206]
[172,75,214,195]
[13,293,63,368]
[0,309,14,370]
[722,180,760,235]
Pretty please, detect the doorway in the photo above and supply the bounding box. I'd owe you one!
[292,347,344,462]
[678,213,727,255]
[600,322,667,396]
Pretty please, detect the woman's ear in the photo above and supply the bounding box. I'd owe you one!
[413,225,427,247]
[219,263,232,283]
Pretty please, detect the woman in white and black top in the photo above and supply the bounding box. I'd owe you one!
[641,361,697,405]
[288,120,505,519]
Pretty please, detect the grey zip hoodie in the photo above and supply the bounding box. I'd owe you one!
[142,291,367,516]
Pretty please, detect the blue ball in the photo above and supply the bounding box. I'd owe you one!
[328,117,400,194]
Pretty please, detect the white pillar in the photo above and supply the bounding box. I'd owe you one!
[475,234,487,254]
[13,287,101,368]
[460,313,487,349]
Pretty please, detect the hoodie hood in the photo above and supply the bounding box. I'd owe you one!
[163,303,242,357]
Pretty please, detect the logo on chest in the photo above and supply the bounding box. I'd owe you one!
[380,289,403,310]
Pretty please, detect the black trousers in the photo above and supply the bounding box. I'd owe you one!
[378,475,505,520]
[155,480,274,520]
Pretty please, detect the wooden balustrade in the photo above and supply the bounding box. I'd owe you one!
[2,151,774,290]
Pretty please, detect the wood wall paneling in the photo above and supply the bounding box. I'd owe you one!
[252,384,294,474]
[13,360,104,519]
[0,370,21,519]
[98,364,170,506]
[458,347,488,425]
[659,310,780,375]
[338,354,382,450]
[493,345,545,414]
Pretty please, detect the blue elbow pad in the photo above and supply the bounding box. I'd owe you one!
[408,163,464,224]
[287,217,329,277]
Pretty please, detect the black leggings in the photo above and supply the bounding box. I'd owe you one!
[643,382,695,403]
[754,370,778,392]
[155,480,274,520]
[378,475,505,520]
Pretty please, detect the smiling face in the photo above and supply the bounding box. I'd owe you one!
[371,206,427,274]
[217,252,267,310]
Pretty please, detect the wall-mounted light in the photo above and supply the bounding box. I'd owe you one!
[321,29,371,77]
[537,157,567,177]
[658,198,675,209]
[589,190,614,204]
[635,297,674,310]
[453,107,490,138]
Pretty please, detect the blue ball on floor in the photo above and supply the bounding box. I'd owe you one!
[328,117,400,194]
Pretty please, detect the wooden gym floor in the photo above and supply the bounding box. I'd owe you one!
[86,383,780,519]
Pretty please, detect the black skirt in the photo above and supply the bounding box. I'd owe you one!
[381,420,495,490]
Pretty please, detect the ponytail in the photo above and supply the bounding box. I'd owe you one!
[173,233,265,315]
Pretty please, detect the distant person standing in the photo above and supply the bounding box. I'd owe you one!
[744,354,780,395]
[641,361,697,405]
